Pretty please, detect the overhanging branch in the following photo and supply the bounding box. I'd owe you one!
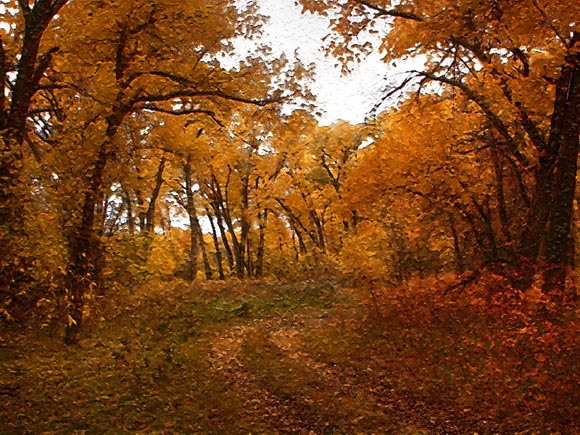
[413,70,528,167]
[352,0,423,22]
[132,88,288,107]
[134,103,225,127]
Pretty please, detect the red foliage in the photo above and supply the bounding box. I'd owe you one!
[368,271,580,432]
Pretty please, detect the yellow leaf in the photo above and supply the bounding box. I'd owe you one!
[67,314,77,327]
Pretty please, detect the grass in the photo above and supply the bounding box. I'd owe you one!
[0,280,339,434]
[1,277,579,434]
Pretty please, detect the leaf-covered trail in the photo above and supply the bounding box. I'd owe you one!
[208,320,321,433]
[206,310,432,435]
[2,280,577,434]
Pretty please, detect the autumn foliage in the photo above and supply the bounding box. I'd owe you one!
[0,0,579,432]
[0,0,578,328]
[377,274,580,427]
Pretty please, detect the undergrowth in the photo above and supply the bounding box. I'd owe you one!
[1,275,578,434]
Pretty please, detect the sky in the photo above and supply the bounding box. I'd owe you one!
[255,0,401,125]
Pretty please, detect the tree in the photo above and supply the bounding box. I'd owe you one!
[1,0,306,341]
[0,0,69,317]
[298,0,580,300]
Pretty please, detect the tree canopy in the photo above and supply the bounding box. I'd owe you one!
[0,0,578,339]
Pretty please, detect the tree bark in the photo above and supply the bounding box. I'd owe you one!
[238,173,250,279]
[448,212,465,274]
[0,1,68,299]
[255,209,268,278]
[64,140,110,345]
[541,44,580,301]
[490,142,515,256]
[64,101,129,344]
[199,226,212,281]
[183,156,200,281]
[206,205,226,280]
[144,157,166,233]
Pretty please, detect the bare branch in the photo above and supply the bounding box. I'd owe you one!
[351,0,423,22]
[134,103,225,128]
[133,88,287,107]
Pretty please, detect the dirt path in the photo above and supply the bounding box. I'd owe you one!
[208,316,333,434]
[207,313,420,434]
[3,281,574,434]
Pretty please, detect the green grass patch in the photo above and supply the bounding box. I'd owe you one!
[0,279,340,434]
[2,278,578,434]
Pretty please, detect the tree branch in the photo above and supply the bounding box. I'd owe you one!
[32,46,59,87]
[531,0,570,48]
[132,88,287,107]
[352,0,423,22]
[414,70,528,166]
[370,75,416,116]
[134,103,225,127]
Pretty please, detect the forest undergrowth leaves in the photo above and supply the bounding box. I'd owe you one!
[1,277,578,434]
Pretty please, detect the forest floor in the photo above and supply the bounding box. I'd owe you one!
[1,278,579,434]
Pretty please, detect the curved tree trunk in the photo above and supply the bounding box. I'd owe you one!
[541,45,580,302]
[64,99,129,344]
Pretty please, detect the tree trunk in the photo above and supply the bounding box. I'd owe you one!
[206,206,226,280]
[238,174,250,279]
[0,0,68,300]
[212,201,235,272]
[199,227,212,280]
[0,142,26,296]
[448,213,465,274]
[490,142,515,256]
[206,175,235,273]
[255,209,268,278]
[517,36,580,298]
[542,45,580,302]
[145,157,166,233]
[183,156,199,281]
[122,185,135,235]
[64,141,109,344]
[64,98,128,344]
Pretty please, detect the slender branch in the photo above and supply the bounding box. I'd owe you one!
[531,0,570,48]
[123,70,201,89]
[370,75,416,116]
[133,88,287,107]
[32,46,59,86]
[37,83,70,91]
[134,103,225,127]
[515,102,547,151]
[413,70,528,166]
[351,0,423,22]
[511,48,530,77]
[23,131,43,163]
[450,36,491,64]
[491,70,547,151]
[453,144,491,155]
[28,107,56,114]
